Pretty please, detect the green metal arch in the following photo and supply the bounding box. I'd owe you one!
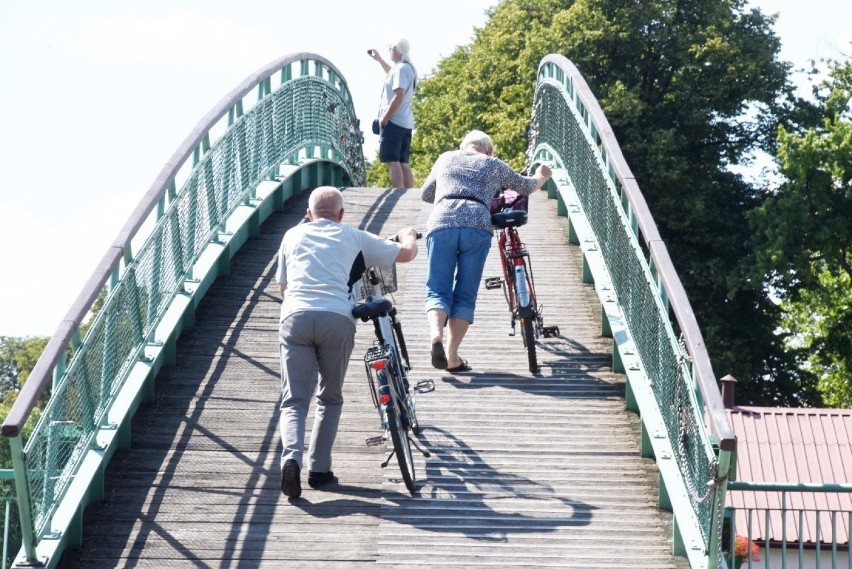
[2,52,364,568]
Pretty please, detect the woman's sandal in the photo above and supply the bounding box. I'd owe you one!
[431,342,448,370]
[446,359,472,373]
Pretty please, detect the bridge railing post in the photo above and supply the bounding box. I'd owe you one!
[8,436,41,567]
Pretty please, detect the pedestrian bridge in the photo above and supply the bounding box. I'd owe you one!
[2,53,735,568]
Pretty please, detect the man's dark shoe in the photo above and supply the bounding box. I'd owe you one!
[308,471,337,489]
[281,459,301,498]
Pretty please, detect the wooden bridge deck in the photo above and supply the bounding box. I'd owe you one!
[57,187,688,568]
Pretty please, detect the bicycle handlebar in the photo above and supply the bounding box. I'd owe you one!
[390,232,423,242]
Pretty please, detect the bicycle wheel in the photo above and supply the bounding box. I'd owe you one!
[389,333,419,435]
[520,316,538,373]
[386,399,416,494]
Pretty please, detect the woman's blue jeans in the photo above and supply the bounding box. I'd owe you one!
[425,227,492,323]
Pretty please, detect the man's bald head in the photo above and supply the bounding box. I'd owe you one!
[308,186,344,221]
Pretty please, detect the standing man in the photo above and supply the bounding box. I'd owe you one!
[275,186,418,498]
[368,37,417,189]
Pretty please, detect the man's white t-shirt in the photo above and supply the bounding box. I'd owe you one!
[276,218,400,322]
[380,62,416,130]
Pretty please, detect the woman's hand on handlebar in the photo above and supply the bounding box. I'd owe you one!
[532,163,553,190]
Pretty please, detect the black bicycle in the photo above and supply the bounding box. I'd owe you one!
[352,263,434,494]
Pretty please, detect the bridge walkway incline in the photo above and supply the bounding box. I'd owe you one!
[57,186,688,569]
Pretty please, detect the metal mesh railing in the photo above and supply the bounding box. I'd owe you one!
[7,53,365,545]
[528,55,733,568]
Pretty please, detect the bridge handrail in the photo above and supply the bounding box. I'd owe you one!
[1,51,363,564]
[528,54,736,569]
[536,54,734,450]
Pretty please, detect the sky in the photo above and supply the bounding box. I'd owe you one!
[1,0,850,338]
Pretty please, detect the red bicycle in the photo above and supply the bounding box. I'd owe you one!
[484,189,559,373]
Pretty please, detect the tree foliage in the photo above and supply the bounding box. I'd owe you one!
[751,58,852,406]
[1,336,49,463]
[0,335,48,521]
[0,335,42,565]
[552,0,814,405]
[408,0,565,183]
[408,0,809,404]
[0,336,49,407]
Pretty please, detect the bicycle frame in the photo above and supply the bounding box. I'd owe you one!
[497,226,537,322]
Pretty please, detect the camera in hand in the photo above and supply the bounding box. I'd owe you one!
[367,49,375,56]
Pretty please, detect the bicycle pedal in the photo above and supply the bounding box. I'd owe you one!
[365,435,386,447]
[542,326,560,338]
[414,379,435,394]
[484,277,503,289]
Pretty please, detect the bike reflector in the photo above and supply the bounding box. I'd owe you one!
[378,384,392,405]
[370,359,387,371]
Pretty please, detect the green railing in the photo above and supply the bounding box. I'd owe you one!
[527,54,737,569]
[726,482,852,569]
[1,52,364,568]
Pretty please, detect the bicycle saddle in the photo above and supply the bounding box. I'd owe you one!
[491,210,528,228]
[352,298,393,321]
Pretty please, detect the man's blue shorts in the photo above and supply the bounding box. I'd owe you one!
[379,121,412,163]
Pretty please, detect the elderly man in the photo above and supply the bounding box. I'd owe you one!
[275,186,418,498]
[368,37,417,189]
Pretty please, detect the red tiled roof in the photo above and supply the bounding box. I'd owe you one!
[726,407,852,545]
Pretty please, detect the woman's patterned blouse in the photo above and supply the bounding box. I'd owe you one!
[420,149,539,235]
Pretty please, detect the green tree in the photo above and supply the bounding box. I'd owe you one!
[1,336,49,468]
[551,0,813,404]
[1,336,51,566]
[365,153,391,188]
[410,0,808,404]
[1,336,49,406]
[751,58,852,407]
[410,0,563,182]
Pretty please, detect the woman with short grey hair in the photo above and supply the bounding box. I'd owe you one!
[420,130,552,373]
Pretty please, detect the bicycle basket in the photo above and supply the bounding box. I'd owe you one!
[358,264,398,299]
